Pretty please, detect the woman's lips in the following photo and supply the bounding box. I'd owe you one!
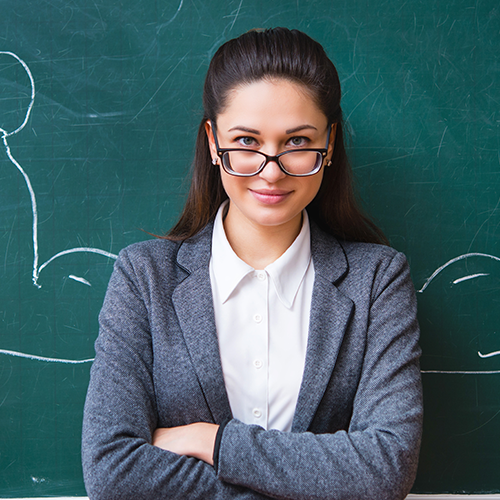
[249,189,292,205]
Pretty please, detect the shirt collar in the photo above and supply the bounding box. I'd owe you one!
[265,212,311,308]
[210,201,312,309]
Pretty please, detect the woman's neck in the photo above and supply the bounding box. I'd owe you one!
[222,206,303,270]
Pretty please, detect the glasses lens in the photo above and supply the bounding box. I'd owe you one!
[223,151,265,175]
[280,151,323,175]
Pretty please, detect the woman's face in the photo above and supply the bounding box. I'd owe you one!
[206,78,335,235]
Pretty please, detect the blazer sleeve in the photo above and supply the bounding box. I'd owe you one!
[81,248,270,500]
[216,250,423,500]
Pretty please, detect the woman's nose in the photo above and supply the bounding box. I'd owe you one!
[258,159,287,183]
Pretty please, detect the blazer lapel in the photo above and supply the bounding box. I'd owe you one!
[172,224,233,424]
[292,224,354,433]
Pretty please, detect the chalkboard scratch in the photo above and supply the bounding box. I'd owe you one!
[478,350,500,359]
[404,204,416,217]
[455,407,500,436]
[436,125,448,157]
[0,349,94,364]
[0,52,118,287]
[447,19,457,36]
[346,82,384,122]
[0,390,10,408]
[369,87,384,114]
[418,253,500,293]
[93,1,105,27]
[340,63,363,85]
[467,195,500,252]
[453,273,490,284]
[4,216,16,270]
[157,0,184,33]
[436,15,449,28]
[228,0,244,31]
[128,53,188,123]
[353,153,413,169]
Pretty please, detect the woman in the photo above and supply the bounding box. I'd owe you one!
[82,28,422,499]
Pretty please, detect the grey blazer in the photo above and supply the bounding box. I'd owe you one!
[82,221,423,500]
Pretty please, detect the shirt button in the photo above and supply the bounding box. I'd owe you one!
[253,313,262,323]
[253,359,263,369]
[253,408,262,418]
[256,271,266,281]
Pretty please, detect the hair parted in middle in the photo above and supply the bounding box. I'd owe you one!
[167,27,387,245]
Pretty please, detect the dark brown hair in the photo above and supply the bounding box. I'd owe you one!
[167,27,387,245]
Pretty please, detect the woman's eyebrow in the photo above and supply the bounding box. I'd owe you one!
[227,124,319,134]
[227,126,261,134]
[286,124,318,134]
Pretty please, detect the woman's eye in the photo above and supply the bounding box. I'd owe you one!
[288,136,309,147]
[236,136,257,147]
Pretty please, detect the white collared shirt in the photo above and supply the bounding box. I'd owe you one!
[209,202,314,431]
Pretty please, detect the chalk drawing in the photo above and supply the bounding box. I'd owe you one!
[0,51,118,289]
[418,252,500,293]
[419,253,500,375]
[0,51,118,364]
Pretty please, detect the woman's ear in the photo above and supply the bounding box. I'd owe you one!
[328,123,337,159]
[205,120,219,164]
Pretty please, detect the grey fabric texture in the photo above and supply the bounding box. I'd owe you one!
[82,219,423,500]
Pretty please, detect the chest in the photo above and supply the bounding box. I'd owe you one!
[146,276,366,434]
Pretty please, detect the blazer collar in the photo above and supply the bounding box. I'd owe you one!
[309,220,349,285]
[174,217,349,282]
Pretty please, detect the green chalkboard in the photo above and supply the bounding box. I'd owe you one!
[0,0,499,496]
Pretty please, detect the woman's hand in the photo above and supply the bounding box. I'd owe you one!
[152,423,219,466]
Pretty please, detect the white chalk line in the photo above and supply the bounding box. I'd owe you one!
[0,51,118,288]
[422,370,500,374]
[453,273,490,284]
[1,51,38,285]
[3,345,496,370]
[0,349,94,364]
[478,350,500,359]
[69,275,92,286]
[418,253,500,293]
[38,247,118,274]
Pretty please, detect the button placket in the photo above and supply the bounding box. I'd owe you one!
[246,269,268,428]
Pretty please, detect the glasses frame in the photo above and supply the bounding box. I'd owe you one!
[211,122,332,177]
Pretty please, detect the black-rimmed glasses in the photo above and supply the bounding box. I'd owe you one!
[212,123,332,177]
